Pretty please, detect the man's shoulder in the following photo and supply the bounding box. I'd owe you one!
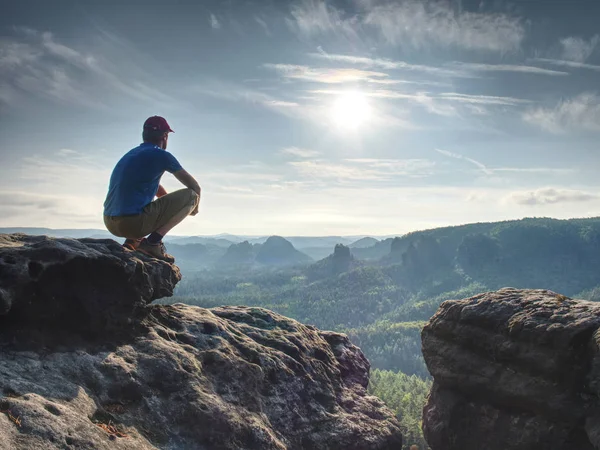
[124,144,164,159]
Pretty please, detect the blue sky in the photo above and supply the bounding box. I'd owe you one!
[1,0,599,236]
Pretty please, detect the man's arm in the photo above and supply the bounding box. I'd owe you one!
[156,185,168,198]
[174,169,201,215]
[174,169,201,195]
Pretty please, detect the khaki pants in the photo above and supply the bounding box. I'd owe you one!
[104,188,199,239]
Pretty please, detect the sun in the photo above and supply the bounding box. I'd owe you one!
[331,91,372,130]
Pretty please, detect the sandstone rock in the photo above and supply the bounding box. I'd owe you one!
[0,234,402,449]
[0,234,180,335]
[422,288,600,450]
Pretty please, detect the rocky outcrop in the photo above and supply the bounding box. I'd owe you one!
[422,288,600,450]
[0,234,180,336]
[0,234,402,449]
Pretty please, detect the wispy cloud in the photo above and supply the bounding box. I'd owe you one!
[560,35,599,63]
[450,62,568,77]
[313,88,528,106]
[289,158,436,181]
[287,0,525,53]
[0,190,61,210]
[57,148,79,157]
[309,52,463,78]
[363,1,524,53]
[254,16,271,36]
[210,13,221,30]
[286,0,361,41]
[437,93,530,106]
[281,147,320,158]
[193,80,310,119]
[436,148,492,175]
[523,93,600,133]
[0,28,171,109]
[534,58,600,72]
[264,63,390,83]
[507,188,599,206]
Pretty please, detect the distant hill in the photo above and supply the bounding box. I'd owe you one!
[300,246,338,261]
[350,237,380,249]
[167,236,235,248]
[255,236,313,266]
[217,241,257,268]
[351,238,395,260]
[0,228,111,239]
[378,217,600,295]
[166,243,227,271]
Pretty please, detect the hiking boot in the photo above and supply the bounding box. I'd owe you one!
[137,239,175,263]
[123,238,142,251]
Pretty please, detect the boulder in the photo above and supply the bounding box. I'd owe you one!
[0,234,180,335]
[0,234,403,449]
[422,288,600,450]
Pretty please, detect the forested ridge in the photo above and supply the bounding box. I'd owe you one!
[161,217,600,449]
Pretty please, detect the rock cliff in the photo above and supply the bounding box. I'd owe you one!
[0,234,402,449]
[422,288,600,450]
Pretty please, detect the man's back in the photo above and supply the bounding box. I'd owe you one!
[103,143,182,217]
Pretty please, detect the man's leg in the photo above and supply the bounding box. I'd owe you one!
[136,189,200,261]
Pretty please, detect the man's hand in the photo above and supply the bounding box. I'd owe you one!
[174,169,201,216]
[156,185,168,198]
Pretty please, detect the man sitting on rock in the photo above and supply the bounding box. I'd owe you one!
[103,116,201,262]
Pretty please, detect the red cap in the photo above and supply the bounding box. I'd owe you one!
[143,116,174,133]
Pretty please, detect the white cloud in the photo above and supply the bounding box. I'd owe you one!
[289,158,435,181]
[523,93,600,133]
[363,0,524,53]
[309,52,464,78]
[193,80,304,117]
[264,63,390,83]
[281,147,320,158]
[57,149,79,157]
[450,62,568,77]
[0,29,172,109]
[210,13,221,30]
[436,148,492,175]
[507,188,599,206]
[534,58,600,73]
[560,35,599,63]
[437,93,530,106]
[287,0,525,53]
[286,0,361,41]
[255,16,271,35]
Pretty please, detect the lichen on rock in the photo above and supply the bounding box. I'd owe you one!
[422,288,600,450]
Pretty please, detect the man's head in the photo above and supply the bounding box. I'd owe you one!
[143,116,174,149]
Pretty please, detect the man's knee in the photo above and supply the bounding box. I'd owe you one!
[187,189,200,209]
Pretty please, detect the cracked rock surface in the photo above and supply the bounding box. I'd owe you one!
[422,288,600,450]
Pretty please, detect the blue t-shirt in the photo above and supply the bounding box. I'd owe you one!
[103,143,183,216]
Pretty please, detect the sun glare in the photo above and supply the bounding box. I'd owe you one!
[331,91,372,130]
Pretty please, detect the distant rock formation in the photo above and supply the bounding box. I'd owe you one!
[422,288,600,450]
[349,237,380,249]
[0,234,402,449]
[307,244,362,281]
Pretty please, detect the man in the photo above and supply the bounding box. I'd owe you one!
[103,116,201,262]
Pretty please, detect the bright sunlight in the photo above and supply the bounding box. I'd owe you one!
[331,91,372,130]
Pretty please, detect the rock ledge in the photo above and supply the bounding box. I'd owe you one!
[0,235,402,449]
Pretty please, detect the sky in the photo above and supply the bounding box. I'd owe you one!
[1,0,599,236]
